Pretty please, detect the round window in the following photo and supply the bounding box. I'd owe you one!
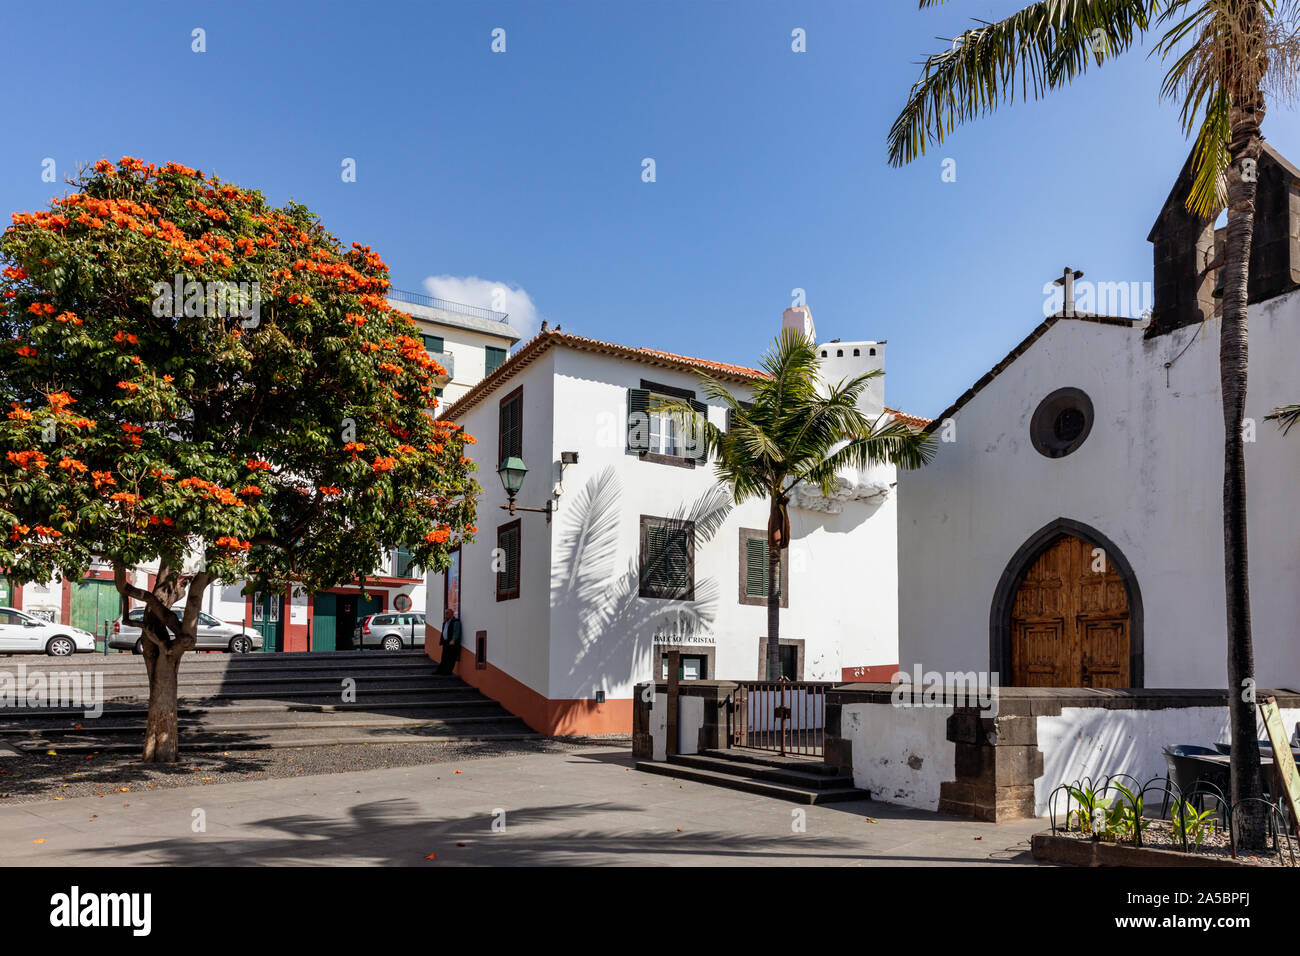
[393,594,412,612]
[1030,388,1094,458]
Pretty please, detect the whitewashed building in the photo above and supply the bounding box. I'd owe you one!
[896,144,1300,694]
[425,307,924,735]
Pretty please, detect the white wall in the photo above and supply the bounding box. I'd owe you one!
[898,294,1300,691]
[428,351,557,698]
[844,700,955,811]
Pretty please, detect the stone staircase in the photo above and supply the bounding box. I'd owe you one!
[635,748,870,805]
[0,650,538,752]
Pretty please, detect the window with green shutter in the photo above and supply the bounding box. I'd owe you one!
[640,516,694,600]
[496,519,521,601]
[422,334,444,354]
[498,386,522,467]
[485,346,507,376]
[739,528,787,607]
[628,381,708,465]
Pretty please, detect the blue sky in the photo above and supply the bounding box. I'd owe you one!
[3,0,1298,418]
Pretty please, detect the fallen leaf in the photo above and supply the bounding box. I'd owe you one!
[424,853,438,860]
[32,839,45,844]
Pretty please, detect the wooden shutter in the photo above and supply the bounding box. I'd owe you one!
[745,536,768,597]
[485,346,506,375]
[627,388,650,452]
[498,391,522,465]
[664,526,690,589]
[422,334,444,354]
[689,399,708,463]
[496,522,521,600]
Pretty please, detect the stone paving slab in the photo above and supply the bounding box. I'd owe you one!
[0,746,1047,866]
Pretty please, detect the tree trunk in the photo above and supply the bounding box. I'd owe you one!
[1221,88,1266,849]
[141,624,184,763]
[766,500,782,681]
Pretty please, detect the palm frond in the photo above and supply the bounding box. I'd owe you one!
[888,0,1163,166]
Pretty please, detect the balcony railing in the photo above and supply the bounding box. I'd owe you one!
[388,289,510,323]
[428,349,454,384]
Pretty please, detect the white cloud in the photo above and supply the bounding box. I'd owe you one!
[421,275,542,338]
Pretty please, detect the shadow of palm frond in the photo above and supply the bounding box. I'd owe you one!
[553,469,731,688]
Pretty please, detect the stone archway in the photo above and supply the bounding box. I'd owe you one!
[989,518,1144,688]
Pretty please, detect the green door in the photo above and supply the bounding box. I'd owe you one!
[71,579,120,652]
[252,592,284,652]
[312,593,337,652]
[0,578,11,607]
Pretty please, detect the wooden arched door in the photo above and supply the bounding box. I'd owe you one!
[1010,535,1130,687]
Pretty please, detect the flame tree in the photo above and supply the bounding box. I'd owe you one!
[0,158,479,761]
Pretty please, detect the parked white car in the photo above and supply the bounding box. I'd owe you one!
[355,612,426,651]
[0,607,96,656]
[109,607,263,654]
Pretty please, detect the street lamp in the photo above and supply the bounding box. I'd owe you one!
[498,456,528,514]
[497,453,577,523]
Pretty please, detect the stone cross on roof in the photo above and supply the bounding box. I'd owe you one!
[1053,267,1084,317]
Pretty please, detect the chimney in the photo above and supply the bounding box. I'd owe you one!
[782,305,815,342]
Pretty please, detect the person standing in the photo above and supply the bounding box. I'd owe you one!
[437,607,462,675]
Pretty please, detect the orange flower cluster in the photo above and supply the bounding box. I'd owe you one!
[318,486,343,496]
[424,528,450,545]
[91,471,115,489]
[113,331,139,345]
[237,486,263,496]
[15,346,36,358]
[214,536,251,551]
[372,457,397,472]
[7,404,32,421]
[109,492,139,505]
[147,515,176,527]
[117,381,139,393]
[245,459,272,471]
[7,449,47,470]
[58,457,87,474]
[31,525,62,539]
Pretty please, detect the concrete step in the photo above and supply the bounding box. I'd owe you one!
[635,759,870,805]
[5,723,540,753]
[6,711,527,738]
[666,752,858,790]
[0,695,501,722]
[0,650,435,673]
[696,748,846,776]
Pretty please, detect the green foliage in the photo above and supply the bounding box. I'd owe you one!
[0,158,478,603]
[1170,797,1218,849]
[656,328,934,521]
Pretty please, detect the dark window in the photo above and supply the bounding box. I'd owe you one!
[627,380,707,465]
[758,638,804,680]
[373,615,394,625]
[422,333,444,354]
[640,516,694,600]
[836,349,843,357]
[485,346,507,376]
[475,630,487,669]
[661,653,708,680]
[496,519,521,601]
[739,528,788,607]
[498,386,523,467]
[1030,387,1095,459]
[869,348,876,356]
[853,348,860,357]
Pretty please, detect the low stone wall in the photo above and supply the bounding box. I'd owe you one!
[632,680,738,760]
[826,685,1300,821]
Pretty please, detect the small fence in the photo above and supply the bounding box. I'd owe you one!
[732,680,829,757]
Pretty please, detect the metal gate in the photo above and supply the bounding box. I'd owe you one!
[732,680,830,757]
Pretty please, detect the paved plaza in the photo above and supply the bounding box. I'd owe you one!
[0,745,1046,866]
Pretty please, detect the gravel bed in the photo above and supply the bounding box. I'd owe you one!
[1052,820,1293,867]
[0,737,630,806]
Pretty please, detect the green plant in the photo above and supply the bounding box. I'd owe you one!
[1104,781,1154,844]
[1171,798,1219,850]
[1063,784,1109,836]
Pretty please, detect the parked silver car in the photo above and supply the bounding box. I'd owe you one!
[109,607,263,654]
[0,607,96,656]
[355,612,425,651]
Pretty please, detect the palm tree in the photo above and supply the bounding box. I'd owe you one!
[657,328,933,684]
[888,0,1300,848]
